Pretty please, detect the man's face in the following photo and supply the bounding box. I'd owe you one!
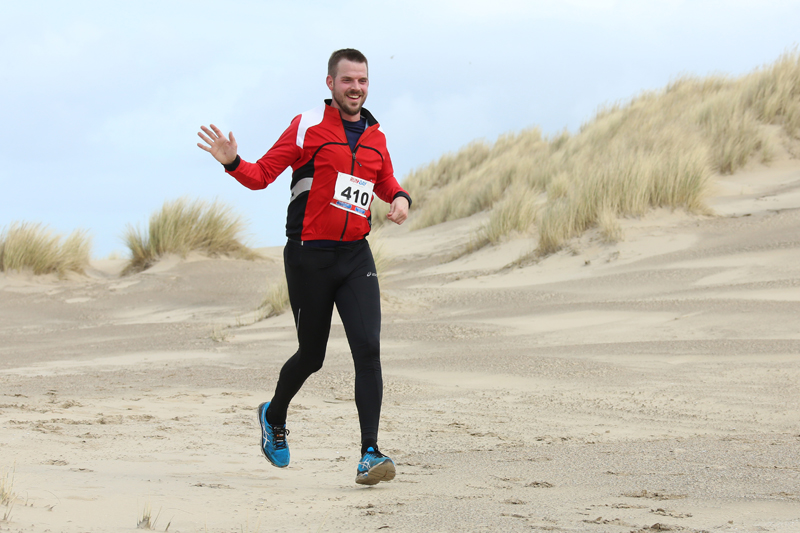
[327,59,369,122]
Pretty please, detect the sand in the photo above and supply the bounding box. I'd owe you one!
[1,162,799,532]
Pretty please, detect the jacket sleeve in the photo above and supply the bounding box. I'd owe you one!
[225,116,303,190]
[373,144,412,207]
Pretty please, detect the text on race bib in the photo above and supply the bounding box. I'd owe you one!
[331,172,374,218]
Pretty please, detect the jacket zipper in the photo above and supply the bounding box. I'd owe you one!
[340,147,362,241]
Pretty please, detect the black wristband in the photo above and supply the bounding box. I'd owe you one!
[393,191,412,207]
[223,155,241,172]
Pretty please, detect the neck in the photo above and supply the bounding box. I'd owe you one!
[339,110,361,122]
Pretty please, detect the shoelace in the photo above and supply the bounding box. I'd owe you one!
[272,426,289,449]
[359,448,387,472]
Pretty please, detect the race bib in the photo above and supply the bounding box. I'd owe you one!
[331,172,374,218]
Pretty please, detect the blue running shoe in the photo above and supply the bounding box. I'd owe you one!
[257,402,290,468]
[355,447,396,485]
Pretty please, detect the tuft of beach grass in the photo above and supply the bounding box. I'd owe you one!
[1,466,15,522]
[258,279,290,320]
[123,197,259,274]
[0,222,91,276]
[137,502,170,531]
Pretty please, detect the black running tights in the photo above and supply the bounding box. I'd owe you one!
[266,239,382,450]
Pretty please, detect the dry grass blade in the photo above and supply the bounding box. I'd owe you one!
[367,233,391,277]
[0,465,13,522]
[482,182,540,245]
[1,466,15,508]
[597,204,623,244]
[0,222,91,276]
[210,324,230,342]
[258,279,290,320]
[123,197,259,274]
[137,502,168,530]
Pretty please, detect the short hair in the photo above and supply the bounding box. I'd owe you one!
[328,48,368,77]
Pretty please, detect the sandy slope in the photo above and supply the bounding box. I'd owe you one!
[1,163,799,532]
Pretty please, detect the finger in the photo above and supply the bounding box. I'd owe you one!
[391,204,407,224]
[210,124,224,138]
[200,126,219,141]
[229,131,236,144]
[197,131,214,145]
[197,142,211,152]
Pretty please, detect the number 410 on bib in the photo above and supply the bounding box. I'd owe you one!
[331,172,374,218]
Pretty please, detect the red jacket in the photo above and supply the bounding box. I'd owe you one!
[225,100,411,242]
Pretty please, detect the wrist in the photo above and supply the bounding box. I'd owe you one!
[222,154,241,172]
[393,191,411,207]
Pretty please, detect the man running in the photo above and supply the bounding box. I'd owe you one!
[197,48,411,485]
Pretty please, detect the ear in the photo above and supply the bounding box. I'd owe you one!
[326,75,334,91]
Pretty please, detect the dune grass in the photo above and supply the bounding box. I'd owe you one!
[258,279,290,320]
[0,222,92,276]
[364,231,391,277]
[123,198,258,274]
[1,466,15,522]
[137,502,169,531]
[384,50,800,256]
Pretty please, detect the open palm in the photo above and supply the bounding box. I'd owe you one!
[197,124,238,165]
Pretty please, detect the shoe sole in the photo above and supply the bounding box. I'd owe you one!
[355,459,396,486]
[258,402,289,468]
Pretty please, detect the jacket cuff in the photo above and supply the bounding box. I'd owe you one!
[393,191,412,207]
[223,155,241,172]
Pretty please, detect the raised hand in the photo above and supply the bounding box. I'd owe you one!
[197,124,238,165]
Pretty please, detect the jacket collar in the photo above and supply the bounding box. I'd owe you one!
[324,99,378,128]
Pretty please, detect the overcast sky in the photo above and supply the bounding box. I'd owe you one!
[2,0,799,256]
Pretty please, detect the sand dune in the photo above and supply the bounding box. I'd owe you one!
[2,162,799,532]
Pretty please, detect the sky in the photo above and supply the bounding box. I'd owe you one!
[2,0,799,257]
